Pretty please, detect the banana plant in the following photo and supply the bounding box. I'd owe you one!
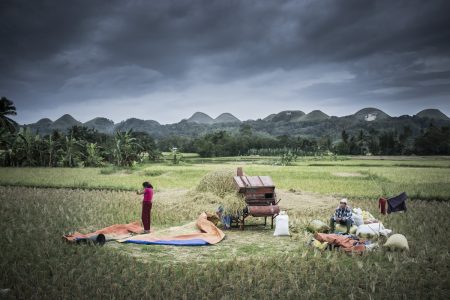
[16,127,38,166]
[59,133,82,167]
[82,142,104,167]
[112,130,142,167]
[0,128,17,166]
[44,135,57,167]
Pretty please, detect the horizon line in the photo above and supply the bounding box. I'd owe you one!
[15,107,449,125]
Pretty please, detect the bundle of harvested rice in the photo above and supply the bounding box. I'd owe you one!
[221,193,246,215]
[195,169,245,215]
[196,169,237,198]
[186,190,223,205]
[307,220,330,233]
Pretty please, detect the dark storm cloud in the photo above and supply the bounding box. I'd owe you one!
[1,0,449,123]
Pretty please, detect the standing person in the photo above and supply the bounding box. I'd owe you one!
[330,198,353,234]
[137,181,154,233]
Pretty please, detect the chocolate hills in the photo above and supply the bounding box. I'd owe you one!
[22,108,450,141]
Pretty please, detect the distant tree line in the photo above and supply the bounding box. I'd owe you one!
[334,125,450,155]
[1,97,449,167]
[158,123,450,157]
[0,125,159,167]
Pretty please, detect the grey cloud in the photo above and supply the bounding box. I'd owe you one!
[1,0,449,123]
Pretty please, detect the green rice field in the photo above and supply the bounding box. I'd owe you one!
[0,156,449,298]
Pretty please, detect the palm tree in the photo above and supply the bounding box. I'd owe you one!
[0,97,18,133]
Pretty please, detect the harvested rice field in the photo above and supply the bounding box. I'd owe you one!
[0,157,450,299]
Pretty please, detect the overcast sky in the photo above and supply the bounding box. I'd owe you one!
[1,0,450,124]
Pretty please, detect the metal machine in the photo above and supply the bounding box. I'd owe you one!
[233,168,280,229]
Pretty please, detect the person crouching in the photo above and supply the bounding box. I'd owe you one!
[330,198,353,234]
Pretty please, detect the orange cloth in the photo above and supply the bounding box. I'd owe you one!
[314,233,366,253]
[120,213,225,245]
[63,213,225,245]
[64,221,144,242]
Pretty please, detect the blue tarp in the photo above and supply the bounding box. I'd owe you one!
[122,238,210,246]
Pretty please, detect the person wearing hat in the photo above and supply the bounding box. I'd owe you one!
[330,198,354,234]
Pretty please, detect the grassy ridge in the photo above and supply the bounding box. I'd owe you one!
[1,157,449,200]
[0,186,449,298]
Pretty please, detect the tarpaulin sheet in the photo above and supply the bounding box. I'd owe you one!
[120,213,225,246]
[63,213,225,246]
[63,221,144,242]
[314,233,366,253]
[123,239,209,246]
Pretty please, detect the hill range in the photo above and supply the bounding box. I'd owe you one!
[23,108,450,141]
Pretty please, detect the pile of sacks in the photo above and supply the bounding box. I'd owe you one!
[307,208,409,253]
[352,207,392,239]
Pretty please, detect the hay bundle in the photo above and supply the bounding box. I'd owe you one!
[195,169,245,215]
[196,169,237,198]
[221,193,246,215]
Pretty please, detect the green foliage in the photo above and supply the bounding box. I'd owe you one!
[279,150,298,166]
[143,170,165,177]
[83,143,104,167]
[15,127,39,166]
[414,125,450,155]
[59,134,81,167]
[0,101,159,167]
[170,147,183,165]
[100,165,119,175]
[112,130,142,167]
[1,103,449,167]
[0,96,18,133]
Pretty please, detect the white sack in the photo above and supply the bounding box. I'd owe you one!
[274,212,290,236]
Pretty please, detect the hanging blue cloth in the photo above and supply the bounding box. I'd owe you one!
[388,192,407,213]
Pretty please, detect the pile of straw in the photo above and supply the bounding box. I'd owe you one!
[195,169,245,215]
[196,169,237,198]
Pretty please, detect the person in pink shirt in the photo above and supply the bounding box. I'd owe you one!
[136,181,154,233]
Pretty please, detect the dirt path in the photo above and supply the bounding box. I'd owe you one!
[276,189,337,213]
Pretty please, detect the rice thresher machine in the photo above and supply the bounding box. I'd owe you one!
[233,168,281,230]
